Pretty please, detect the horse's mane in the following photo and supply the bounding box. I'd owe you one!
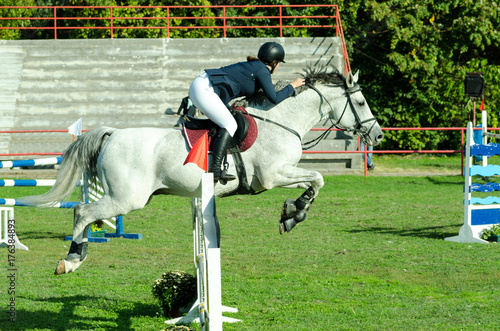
[233,65,346,108]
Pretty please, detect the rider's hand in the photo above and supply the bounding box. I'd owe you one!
[291,78,306,89]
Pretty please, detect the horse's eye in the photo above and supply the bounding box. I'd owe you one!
[359,101,365,107]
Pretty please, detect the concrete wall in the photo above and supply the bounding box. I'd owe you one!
[0,37,361,173]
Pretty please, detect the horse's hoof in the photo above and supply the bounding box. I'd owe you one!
[279,222,285,234]
[54,260,66,275]
[279,217,298,234]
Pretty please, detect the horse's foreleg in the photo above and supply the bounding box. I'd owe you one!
[280,186,316,234]
[259,164,323,234]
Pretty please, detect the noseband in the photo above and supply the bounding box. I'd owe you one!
[302,83,377,150]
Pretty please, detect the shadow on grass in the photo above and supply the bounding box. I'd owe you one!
[20,231,68,240]
[348,224,461,240]
[3,295,160,330]
[425,176,464,185]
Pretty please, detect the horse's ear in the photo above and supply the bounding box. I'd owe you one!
[346,71,354,88]
[353,70,359,83]
[346,70,359,88]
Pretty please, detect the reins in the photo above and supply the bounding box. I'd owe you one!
[302,82,378,149]
[302,84,339,150]
[246,113,301,141]
[245,79,378,150]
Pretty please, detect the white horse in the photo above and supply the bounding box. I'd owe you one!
[20,66,383,275]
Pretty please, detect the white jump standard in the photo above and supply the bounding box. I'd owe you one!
[0,207,28,251]
[446,121,500,243]
[166,173,240,330]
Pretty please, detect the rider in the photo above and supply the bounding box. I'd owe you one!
[189,41,306,182]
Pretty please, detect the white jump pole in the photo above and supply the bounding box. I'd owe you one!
[166,172,240,329]
[0,207,28,251]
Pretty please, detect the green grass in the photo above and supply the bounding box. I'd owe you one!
[367,153,464,175]
[1,158,500,330]
[369,153,500,176]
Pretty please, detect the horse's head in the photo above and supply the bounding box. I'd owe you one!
[305,67,384,146]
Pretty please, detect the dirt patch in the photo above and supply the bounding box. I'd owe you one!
[0,169,58,179]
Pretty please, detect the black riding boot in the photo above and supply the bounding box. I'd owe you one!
[210,128,236,183]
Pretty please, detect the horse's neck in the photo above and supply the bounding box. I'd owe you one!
[252,87,331,138]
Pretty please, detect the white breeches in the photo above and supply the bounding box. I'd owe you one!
[189,72,237,137]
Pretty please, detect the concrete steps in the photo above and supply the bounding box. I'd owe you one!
[0,37,360,173]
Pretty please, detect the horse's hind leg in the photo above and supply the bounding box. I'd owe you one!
[55,196,132,275]
[54,204,95,275]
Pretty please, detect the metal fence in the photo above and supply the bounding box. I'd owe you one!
[2,127,491,176]
[0,4,350,74]
[304,127,500,176]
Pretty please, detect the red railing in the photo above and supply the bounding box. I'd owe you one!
[3,127,495,176]
[303,127,500,176]
[0,4,350,74]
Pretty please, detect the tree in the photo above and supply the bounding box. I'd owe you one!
[0,0,37,40]
[343,0,500,149]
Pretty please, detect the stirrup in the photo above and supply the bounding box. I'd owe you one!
[213,169,236,184]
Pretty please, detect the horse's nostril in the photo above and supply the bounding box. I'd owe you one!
[377,134,384,142]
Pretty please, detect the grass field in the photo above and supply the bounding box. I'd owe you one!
[1,156,500,330]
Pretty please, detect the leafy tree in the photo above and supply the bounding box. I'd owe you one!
[342,0,500,149]
[0,0,218,39]
[0,0,37,39]
[215,0,338,38]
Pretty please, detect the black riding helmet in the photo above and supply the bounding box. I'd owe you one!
[258,42,285,73]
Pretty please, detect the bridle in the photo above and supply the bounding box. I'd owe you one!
[246,80,377,150]
[302,82,378,150]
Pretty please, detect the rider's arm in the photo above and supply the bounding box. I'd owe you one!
[255,67,295,104]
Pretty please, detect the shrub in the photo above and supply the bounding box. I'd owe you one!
[152,270,197,318]
[480,224,500,241]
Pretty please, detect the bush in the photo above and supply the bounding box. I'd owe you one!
[152,270,197,318]
[480,224,500,241]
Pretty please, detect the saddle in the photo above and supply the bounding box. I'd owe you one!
[182,106,257,153]
[182,106,259,195]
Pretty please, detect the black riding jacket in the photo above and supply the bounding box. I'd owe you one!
[205,60,294,106]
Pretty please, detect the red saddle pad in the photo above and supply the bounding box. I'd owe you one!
[182,109,258,153]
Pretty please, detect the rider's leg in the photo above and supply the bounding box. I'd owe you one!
[189,72,237,182]
[209,128,236,182]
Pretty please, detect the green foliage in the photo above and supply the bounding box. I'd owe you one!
[480,224,500,241]
[151,270,197,317]
[0,0,37,39]
[221,0,338,38]
[345,0,500,150]
[110,0,218,39]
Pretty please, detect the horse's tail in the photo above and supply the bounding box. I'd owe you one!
[19,127,116,207]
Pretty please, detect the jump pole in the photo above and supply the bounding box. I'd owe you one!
[0,156,140,243]
[166,172,240,330]
[0,157,76,250]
